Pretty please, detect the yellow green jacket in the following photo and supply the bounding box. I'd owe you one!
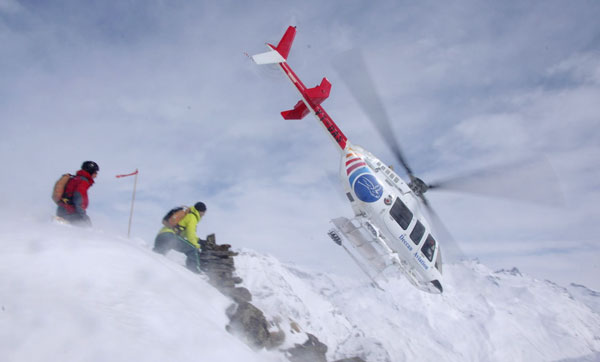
[158,206,203,248]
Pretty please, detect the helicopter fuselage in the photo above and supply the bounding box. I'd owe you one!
[252,26,444,293]
[337,144,443,293]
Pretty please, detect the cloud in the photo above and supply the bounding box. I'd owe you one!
[1,1,599,290]
[0,0,21,13]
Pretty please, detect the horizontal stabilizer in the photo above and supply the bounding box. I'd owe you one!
[306,77,331,105]
[281,100,309,120]
[252,50,286,65]
[281,77,332,120]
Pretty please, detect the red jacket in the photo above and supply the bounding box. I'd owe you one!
[60,170,95,215]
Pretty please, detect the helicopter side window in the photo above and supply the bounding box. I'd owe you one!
[421,234,436,262]
[390,198,413,230]
[410,220,425,245]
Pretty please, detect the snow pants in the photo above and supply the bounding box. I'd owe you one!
[153,232,200,273]
[56,205,91,227]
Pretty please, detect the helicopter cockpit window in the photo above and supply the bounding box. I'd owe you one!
[421,234,436,262]
[390,198,413,230]
[410,220,425,245]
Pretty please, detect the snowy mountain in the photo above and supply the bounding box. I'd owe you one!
[1,221,599,362]
[236,252,600,362]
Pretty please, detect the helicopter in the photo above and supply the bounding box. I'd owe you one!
[251,26,558,294]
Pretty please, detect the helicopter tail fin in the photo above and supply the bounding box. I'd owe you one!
[272,26,296,60]
[251,26,296,64]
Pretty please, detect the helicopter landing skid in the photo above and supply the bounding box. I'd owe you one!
[329,216,400,289]
[329,216,423,290]
[328,228,385,290]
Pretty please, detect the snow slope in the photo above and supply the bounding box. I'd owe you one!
[1,221,599,362]
[0,222,282,362]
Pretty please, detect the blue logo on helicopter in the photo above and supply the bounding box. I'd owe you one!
[353,174,383,203]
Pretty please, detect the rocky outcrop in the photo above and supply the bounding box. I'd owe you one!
[200,234,363,362]
[226,301,285,349]
[199,234,282,349]
[198,236,251,303]
[285,332,328,362]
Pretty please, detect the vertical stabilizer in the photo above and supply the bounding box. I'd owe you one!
[269,26,296,60]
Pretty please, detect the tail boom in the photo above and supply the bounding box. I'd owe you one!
[252,26,348,150]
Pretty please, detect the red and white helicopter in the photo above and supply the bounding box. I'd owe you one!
[251,26,556,294]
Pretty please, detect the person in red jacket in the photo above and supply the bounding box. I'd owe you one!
[56,161,99,226]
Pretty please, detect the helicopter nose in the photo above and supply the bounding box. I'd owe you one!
[430,280,443,293]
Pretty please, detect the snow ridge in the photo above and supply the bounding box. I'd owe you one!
[235,250,600,362]
[1,222,599,362]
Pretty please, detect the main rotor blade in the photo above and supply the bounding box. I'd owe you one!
[333,49,414,178]
[427,157,565,207]
[420,195,467,263]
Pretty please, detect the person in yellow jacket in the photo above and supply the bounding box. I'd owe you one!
[153,202,207,273]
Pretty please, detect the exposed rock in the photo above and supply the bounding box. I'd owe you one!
[202,234,362,361]
[221,286,252,303]
[267,326,286,349]
[494,267,522,276]
[289,320,301,333]
[285,333,328,362]
[200,235,282,350]
[226,301,273,349]
[198,234,243,292]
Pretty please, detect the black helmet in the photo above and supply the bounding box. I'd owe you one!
[194,202,206,212]
[81,161,100,175]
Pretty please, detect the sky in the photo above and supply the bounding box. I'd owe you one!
[1,0,599,289]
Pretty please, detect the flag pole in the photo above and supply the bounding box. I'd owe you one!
[116,169,139,238]
[127,170,138,238]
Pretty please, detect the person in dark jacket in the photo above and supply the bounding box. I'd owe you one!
[56,161,99,226]
[153,202,206,273]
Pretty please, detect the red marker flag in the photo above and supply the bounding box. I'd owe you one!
[116,169,139,178]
